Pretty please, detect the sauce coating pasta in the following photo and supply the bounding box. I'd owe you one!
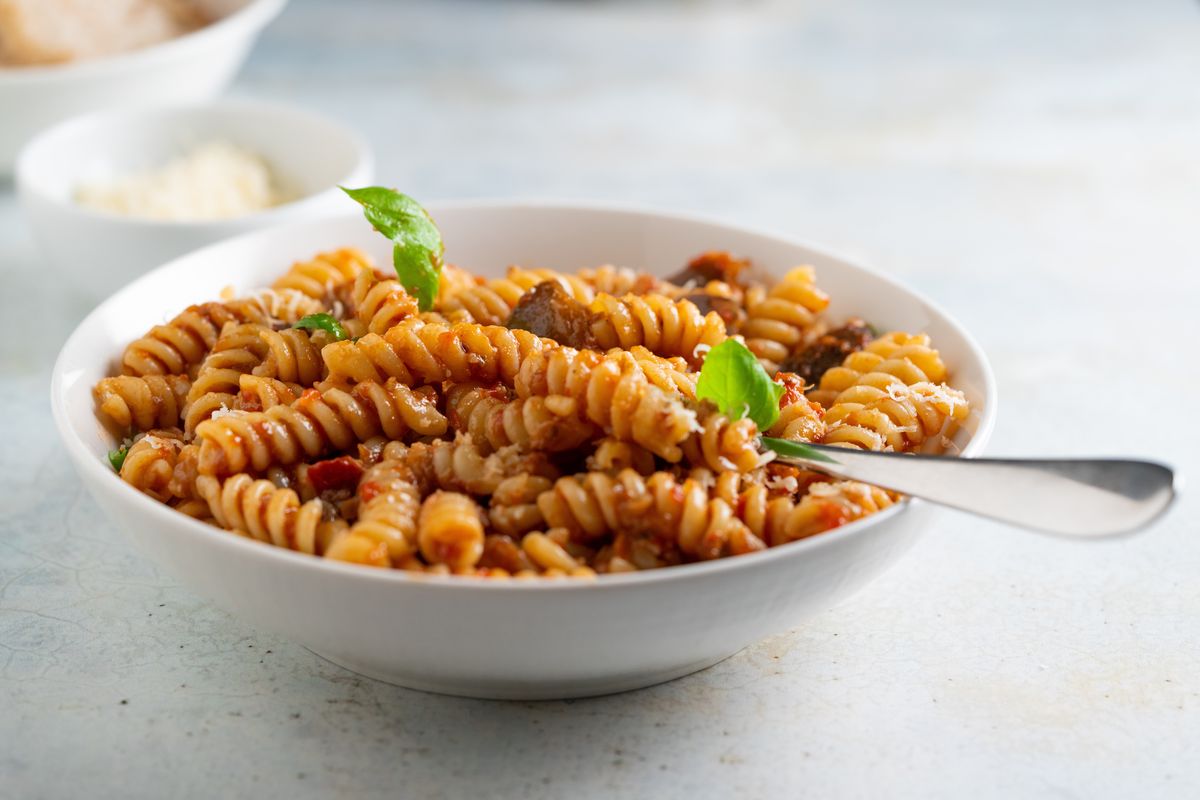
[94,247,970,577]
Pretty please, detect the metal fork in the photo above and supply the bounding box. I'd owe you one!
[768,441,1179,537]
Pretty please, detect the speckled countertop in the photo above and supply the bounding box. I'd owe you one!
[2,0,1198,797]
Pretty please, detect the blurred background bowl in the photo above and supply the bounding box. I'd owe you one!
[16,100,373,298]
[0,0,287,176]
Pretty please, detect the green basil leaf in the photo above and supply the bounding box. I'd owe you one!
[293,313,348,341]
[108,446,129,472]
[695,338,785,430]
[342,186,444,311]
[760,437,836,463]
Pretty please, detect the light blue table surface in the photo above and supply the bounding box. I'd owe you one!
[2,1,1198,797]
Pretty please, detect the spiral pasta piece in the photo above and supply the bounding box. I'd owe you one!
[445,383,598,453]
[94,375,190,435]
[322,534,391,567]
[821,379,968,452]
[738,481,897,546]
[767,372,826,443]
[514,348,697,461]
[624,346,697,399]
[478,533,539,573]
[400,435,558,496]
[522,530,593,574]
[350,269,420,334]
[197,473,341,555]
[537,469,763,562]
[437,263,481,300]
[477,532,600,575]
[571,266,667,297]
[537,469,676,542]
[741,266,830,371]
[167,443,201,501]
[188,324,270,396]
[256,328,326,386]
[183,323,272,435]
[182,393,234,440]
[769,399,826,443]
[321,318,552,387]
[488,474,554,537]
[239,287,325,324]
[586,437,658,476]
[195,379,447,475]
[588,293,726,366]
[809,331,950,407]
[120,296,275,377]
[119,430,185,502]
[672,487,763,561]
[439,266,595,325]
[271,248,375,299]
[234,375,301,413]
[680,409,769,473]
[418,491,486,569]
[326,460,422,567]
[170,498,213,521]
[577,265,669,297]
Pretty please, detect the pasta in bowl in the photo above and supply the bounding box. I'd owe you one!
[52,201,995,698]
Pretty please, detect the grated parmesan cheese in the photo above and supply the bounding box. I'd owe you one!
[807,482,843,497]
[765,473,799,494]
[75,141,293,221]
[208,405,238,421]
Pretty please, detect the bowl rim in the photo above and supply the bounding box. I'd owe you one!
[0,0,287,86]
[50,199,998,592]
[14,98,375,229]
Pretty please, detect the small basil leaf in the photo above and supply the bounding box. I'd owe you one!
[695,338,785,430]
[293,313,348,341]
[108,446,129,472]
[342,186,444,311]
[760,436,836,463]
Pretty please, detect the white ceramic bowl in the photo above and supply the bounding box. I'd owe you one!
[51,204,996,700]
[0,0,286,175]
[16,101,374,298]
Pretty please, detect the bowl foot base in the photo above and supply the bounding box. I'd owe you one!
[306,648,742,700]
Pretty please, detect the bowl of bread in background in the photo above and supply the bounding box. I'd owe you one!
[0,0,286,174]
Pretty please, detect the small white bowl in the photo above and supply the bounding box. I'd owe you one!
[51,203,997,700]
[16,100,374,298]
[0,0,286,175]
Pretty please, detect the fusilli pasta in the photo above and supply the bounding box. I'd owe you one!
[514,348,697,461]
[742,266,830,372]
[439,266,594,325]
[271,248,375,299]
[349,269,420,335]
[738,481,898,546]
[195,379,446,475]
[197,473,342,555]
[321,318,551,387]
[95,375,190,435]
[182,322,270,435]
[326,460,422,567]
[487,474,554,538]
[119,430,185,502]
[445,383,598,453]
[809,331,948,408]
[94,241,971,579]
[588,293,726,366]
[821,379,968,452]
[418,491,486,569]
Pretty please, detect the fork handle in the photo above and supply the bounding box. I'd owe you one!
[773,447,1179,537]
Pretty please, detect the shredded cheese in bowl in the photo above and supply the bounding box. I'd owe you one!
[74,141,293,221]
